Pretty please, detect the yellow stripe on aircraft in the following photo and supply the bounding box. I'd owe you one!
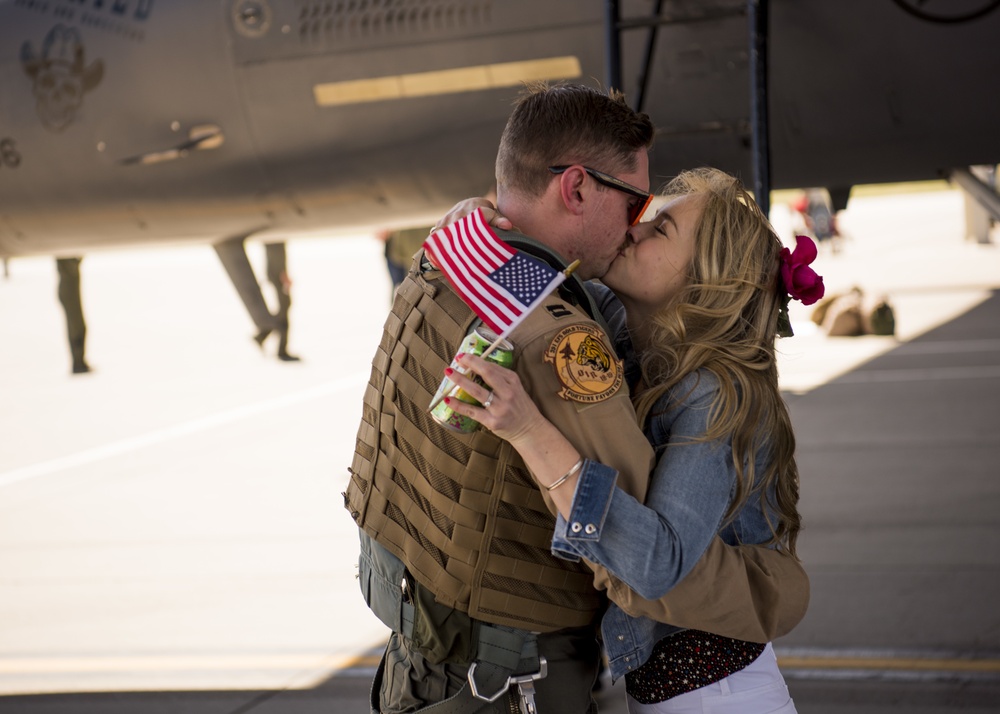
[313,56,582,107]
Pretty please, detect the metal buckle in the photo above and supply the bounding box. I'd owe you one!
[467,657,548,707]
[466,661,511,702]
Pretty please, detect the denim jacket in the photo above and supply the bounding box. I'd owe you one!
[556,285,779,680]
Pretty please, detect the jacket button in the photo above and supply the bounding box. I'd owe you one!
[570,522,583,533]
[584,524,596,534]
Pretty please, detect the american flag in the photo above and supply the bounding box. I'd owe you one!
[423,209,566,338]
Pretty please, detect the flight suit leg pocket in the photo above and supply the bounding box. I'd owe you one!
[358,533,407,633]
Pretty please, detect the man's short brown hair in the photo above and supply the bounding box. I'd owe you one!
[495,82,654,198]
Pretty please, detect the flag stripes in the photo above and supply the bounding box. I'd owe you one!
[423,209,562,336]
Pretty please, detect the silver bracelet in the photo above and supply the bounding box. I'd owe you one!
[547,458,584,492]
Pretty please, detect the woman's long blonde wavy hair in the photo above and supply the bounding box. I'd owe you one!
[632,168,801,556]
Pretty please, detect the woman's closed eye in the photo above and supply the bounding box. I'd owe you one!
[655,211,678,237]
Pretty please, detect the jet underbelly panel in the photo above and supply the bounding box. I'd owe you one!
[226,0,610,229]
[0,0,297,255]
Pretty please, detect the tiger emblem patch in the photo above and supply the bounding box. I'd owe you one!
[544,324,623,403]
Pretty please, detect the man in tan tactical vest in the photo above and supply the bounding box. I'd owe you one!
[344,83,808,714]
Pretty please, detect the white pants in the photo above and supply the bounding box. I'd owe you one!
[625,643,796,714]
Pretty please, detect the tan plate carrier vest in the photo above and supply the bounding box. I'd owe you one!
[344,247,603,633]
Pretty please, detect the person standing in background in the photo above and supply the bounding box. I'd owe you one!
[56,256,90,374]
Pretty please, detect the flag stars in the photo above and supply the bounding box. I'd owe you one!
[422,210,562,335]
[490,254,557,305]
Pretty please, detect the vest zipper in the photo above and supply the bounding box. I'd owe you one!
[506,688,521,714]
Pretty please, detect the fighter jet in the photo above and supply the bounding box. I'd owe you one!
[2,0,999,370]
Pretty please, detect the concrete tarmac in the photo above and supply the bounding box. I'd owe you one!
[1,186,998,712]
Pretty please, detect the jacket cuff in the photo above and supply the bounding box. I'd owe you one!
[551,513,582,561]
[550,459,618,557]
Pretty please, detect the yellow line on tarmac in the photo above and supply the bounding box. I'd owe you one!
[340,654,382,670]
[778,656,1000,673]
[3,653,997,677]
[346,653,1000,676]
[344,653,1000,675]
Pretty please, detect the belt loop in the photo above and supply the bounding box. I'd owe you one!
[400,599,416,641]
[474,623,537,672]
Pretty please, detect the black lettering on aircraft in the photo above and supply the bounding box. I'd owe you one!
[59,0,154,21]
[0,139,22,169]
[20,25,104,132]
[15,0,154,23]
[134,0,153,20]
[13,1,52,14]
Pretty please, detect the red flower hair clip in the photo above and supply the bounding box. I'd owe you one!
[776,235,825,337]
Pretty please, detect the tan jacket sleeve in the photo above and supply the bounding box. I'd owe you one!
[509,300,653,506]
[591,540,810,642]
[509,298,809,642]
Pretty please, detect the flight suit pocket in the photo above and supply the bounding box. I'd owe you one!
[358,534,406,633]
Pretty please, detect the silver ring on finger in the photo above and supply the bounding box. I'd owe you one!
[482,391,494,409]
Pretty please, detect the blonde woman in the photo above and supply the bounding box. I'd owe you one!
[444,168,823,713]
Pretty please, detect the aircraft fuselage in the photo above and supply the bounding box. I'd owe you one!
[2,0,1000,257]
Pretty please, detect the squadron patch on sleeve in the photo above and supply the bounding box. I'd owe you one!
[544,324,623,403]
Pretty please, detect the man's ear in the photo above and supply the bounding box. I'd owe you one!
[555,166,588,218]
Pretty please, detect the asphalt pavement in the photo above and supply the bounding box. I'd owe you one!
[1,187,998,712]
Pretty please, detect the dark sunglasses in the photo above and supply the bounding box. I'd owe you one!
[549,165,653,226]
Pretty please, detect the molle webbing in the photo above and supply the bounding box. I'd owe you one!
[345,265,602,633]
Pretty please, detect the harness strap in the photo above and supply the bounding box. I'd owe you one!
[372,628,542,714]
[366,568,543,714]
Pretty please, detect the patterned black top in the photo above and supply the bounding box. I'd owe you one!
[624,630,767,703]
